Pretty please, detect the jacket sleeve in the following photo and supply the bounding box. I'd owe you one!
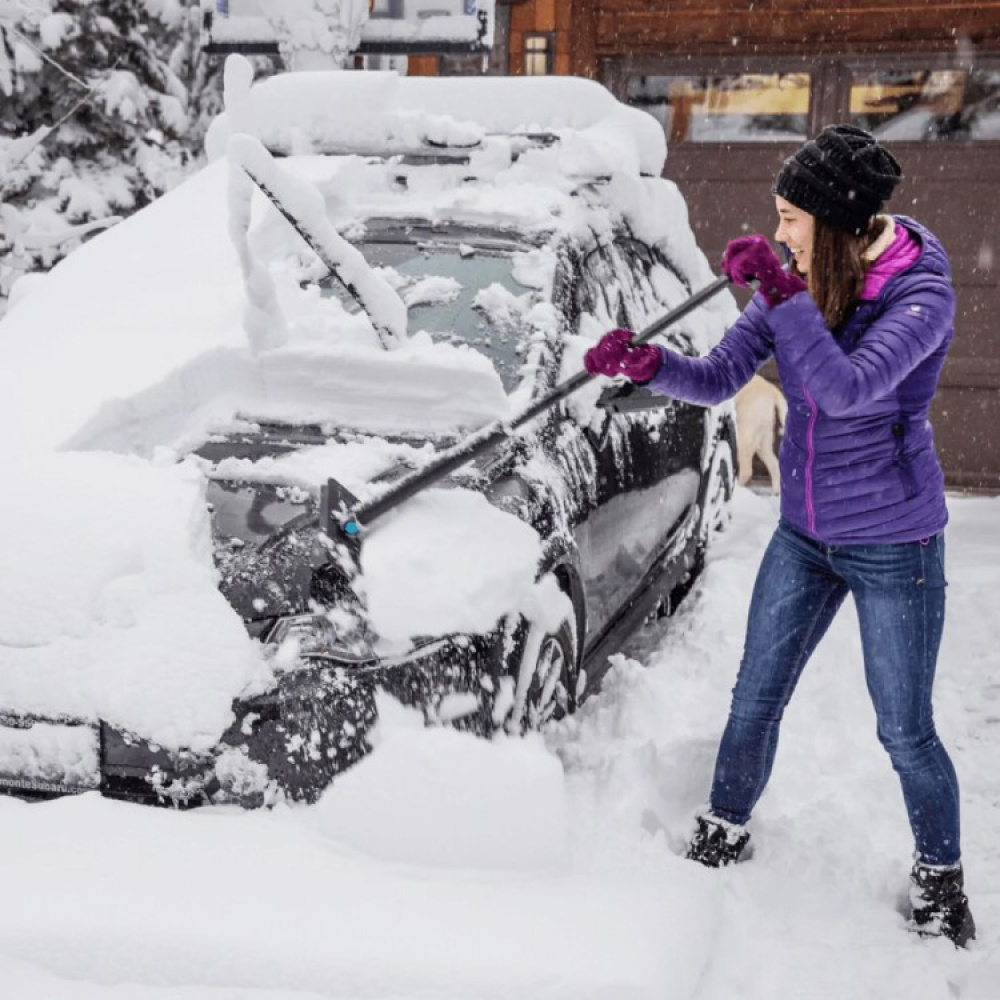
[768,278,954,417]
[645,294,775,406]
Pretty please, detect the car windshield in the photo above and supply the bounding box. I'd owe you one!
[318,238,530,392]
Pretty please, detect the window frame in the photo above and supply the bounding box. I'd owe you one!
[624,70,814,145]
[839,52,1000,145]
[523,31,555,77]
[610,51,1000,147]
[608,54,824,143]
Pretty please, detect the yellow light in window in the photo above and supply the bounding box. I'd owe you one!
[524,34,552,76]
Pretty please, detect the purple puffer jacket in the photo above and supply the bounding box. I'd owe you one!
[647,216,953,544]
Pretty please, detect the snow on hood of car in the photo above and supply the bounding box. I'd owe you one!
[0,450,551,752]
[358,488,544,646]
[0,453,272,752]
[67,333,511,457]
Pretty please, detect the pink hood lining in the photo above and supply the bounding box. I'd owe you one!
[861,218,921,300]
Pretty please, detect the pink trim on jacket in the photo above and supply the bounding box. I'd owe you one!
[861,224,921,300]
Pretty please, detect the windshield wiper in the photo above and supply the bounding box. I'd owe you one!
[229,135,407,351]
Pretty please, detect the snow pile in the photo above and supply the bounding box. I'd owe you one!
[360,488,543,642]
[318,695,569,870]
[0,161,244,457]
[0,453,267,750]
[0,788,716,1000]
[5,494,999,996]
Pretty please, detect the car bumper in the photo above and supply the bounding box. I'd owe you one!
[0,632,499,809]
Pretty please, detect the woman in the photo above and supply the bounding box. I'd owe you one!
[584,124,975,947]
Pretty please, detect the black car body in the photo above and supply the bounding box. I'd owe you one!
[0,75,736,808]
[92,217,736,808]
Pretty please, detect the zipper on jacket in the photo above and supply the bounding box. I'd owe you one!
[892,421,919,499]
[803,386,818,535]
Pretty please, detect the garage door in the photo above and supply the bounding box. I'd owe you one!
[604,53,1000,491]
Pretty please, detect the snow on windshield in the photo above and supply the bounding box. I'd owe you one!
[317,238,533,391]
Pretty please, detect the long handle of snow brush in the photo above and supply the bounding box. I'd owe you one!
[332,274,732,537]
[502,273,732,432]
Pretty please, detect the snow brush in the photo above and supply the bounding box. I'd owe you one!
[321,273,732,551]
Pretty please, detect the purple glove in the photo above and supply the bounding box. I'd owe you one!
[584,328,663,383]
[722,235,807,308]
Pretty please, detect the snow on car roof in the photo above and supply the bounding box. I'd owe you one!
[206,66,667,177]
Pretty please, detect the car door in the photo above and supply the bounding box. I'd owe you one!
[565,238,704,645]
[612,237,706,563]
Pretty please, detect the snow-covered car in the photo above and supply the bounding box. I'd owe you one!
[0,67,738,807]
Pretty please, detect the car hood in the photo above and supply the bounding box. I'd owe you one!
[68,338,512,458]
[246,344,511,439]
[198,422,460,624]
[198,419,538,646]
[194,421,400,622]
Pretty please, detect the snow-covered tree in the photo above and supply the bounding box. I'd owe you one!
[276,0,370,71]
[203,0,370,71]
[0,1,223,310]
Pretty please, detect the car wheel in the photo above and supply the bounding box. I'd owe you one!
[525,618,577,729]
[506,580,579,733]
[696,436,735,562]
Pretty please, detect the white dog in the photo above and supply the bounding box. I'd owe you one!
[735,375,787,493]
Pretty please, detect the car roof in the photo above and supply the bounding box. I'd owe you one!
[207,69,667,177]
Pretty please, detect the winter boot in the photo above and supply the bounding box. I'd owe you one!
[685,813,750,868]
[909,860,976,948]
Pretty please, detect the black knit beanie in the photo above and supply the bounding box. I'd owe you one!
[773,124,903,235]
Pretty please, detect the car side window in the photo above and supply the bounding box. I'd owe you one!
[575,246,631,332]
[617,239,698,357]
[613,239,662,327]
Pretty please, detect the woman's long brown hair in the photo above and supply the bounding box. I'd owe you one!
[792,219,883,329]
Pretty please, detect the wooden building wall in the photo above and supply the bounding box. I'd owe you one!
[563,0,1000,491]
[499,1,1000,490]
[575,0,1000,69]
[507,0,575,76]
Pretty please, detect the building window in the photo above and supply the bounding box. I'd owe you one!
[849,68,1000,141]
[626,73,811,143]
[524,33,553,76]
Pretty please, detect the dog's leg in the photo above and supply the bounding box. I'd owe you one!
[760,445,781,494]
[737,435,755,486]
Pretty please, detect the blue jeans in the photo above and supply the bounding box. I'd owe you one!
[710,519,961,866]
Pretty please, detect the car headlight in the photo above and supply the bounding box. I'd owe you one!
[267,613,375,665]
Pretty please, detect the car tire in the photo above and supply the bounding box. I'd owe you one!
[696,436,735,565]
[505,580,579,733]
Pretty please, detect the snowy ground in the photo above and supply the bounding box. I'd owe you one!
[1,488,997,1000]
